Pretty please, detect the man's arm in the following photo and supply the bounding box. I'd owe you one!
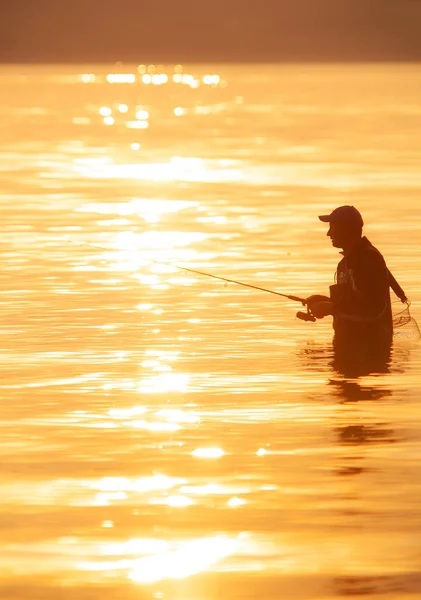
[352,252,390,318]
[306,295,335,319]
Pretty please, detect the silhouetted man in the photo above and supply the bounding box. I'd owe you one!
[306,206,402,351]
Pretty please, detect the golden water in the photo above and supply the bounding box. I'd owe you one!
[1,64,421,599]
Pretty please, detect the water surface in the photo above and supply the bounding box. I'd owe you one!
[1,63,421,600]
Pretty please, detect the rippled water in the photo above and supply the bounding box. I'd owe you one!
[1,64,421,600]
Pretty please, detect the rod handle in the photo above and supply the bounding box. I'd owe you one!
[288,295,307,305]
[297,311,316,322]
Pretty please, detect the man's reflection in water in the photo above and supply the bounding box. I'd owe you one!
[297,336,395,382]
[298,337,401,447]
[328,340,397,449]
[331,334,392,379]
[329,334,411,394]
[297,333,416,596]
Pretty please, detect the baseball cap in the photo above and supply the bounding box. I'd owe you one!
[318,205,364,227]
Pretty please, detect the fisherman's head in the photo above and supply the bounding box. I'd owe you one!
[318,206,364,250]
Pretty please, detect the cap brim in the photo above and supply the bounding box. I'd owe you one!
[318,215,331,222]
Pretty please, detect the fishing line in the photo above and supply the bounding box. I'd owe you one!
[66,239,307,306]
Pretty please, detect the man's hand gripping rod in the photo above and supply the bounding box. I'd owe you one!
[284,295,316,322]
[295,303,317,322]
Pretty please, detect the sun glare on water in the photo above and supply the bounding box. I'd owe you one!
[191,448,225,458]
[128,535,238,583]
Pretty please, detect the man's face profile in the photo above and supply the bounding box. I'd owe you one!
[327,221,352,249]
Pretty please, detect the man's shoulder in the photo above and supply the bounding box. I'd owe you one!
[359,239,386,264]
[337,238,387,272]
[354,239,388,276]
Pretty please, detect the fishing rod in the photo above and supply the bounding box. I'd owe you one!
[67,239,316,322]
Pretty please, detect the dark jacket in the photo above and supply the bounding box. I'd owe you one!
[329,237,393,344]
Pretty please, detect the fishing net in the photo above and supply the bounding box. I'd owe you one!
[392,301,421,340]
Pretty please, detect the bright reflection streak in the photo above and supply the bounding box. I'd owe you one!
[197,215,227,224]
[141,361,159,368]
[228,497,247,507]
[149,264,175,274]
[131,420,181,432]
[75,156,243,183]
[106,73,136,84]
[150,496,195,507]
[146,350,179,359]
[203,74,221,85]
[72,117,91,125]
[136,109,149,120]
[167,276,195,286]
[137,304,154,311]
[126,121,148,129]
[129,536,238,583]
[75,157,113,166]
[79,198,197,218]
[96,491,127,505]
[180,483,246,495]
[101,520,114,528]
[135,274,160,285]
[90,477,132,492]
[195,105,212,115]
[79,559,133,572]
[96,218,130,226]
[155,409,199,424]
[256,448,269,456]
[138,373,190,393]
[80,73,96,83]
[191,448,225,459]
[79,535,244,580]
[174,107,184,116]
[180,483,222,495]
[152,364,172,372]
[90,475,186,493]
[108,406,147,418]
[152,74,168,85]
[114,230,207,251]
[102,539,169,556]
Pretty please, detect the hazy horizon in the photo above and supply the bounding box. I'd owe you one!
[2,0,421,63]
[2,60,421,68]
